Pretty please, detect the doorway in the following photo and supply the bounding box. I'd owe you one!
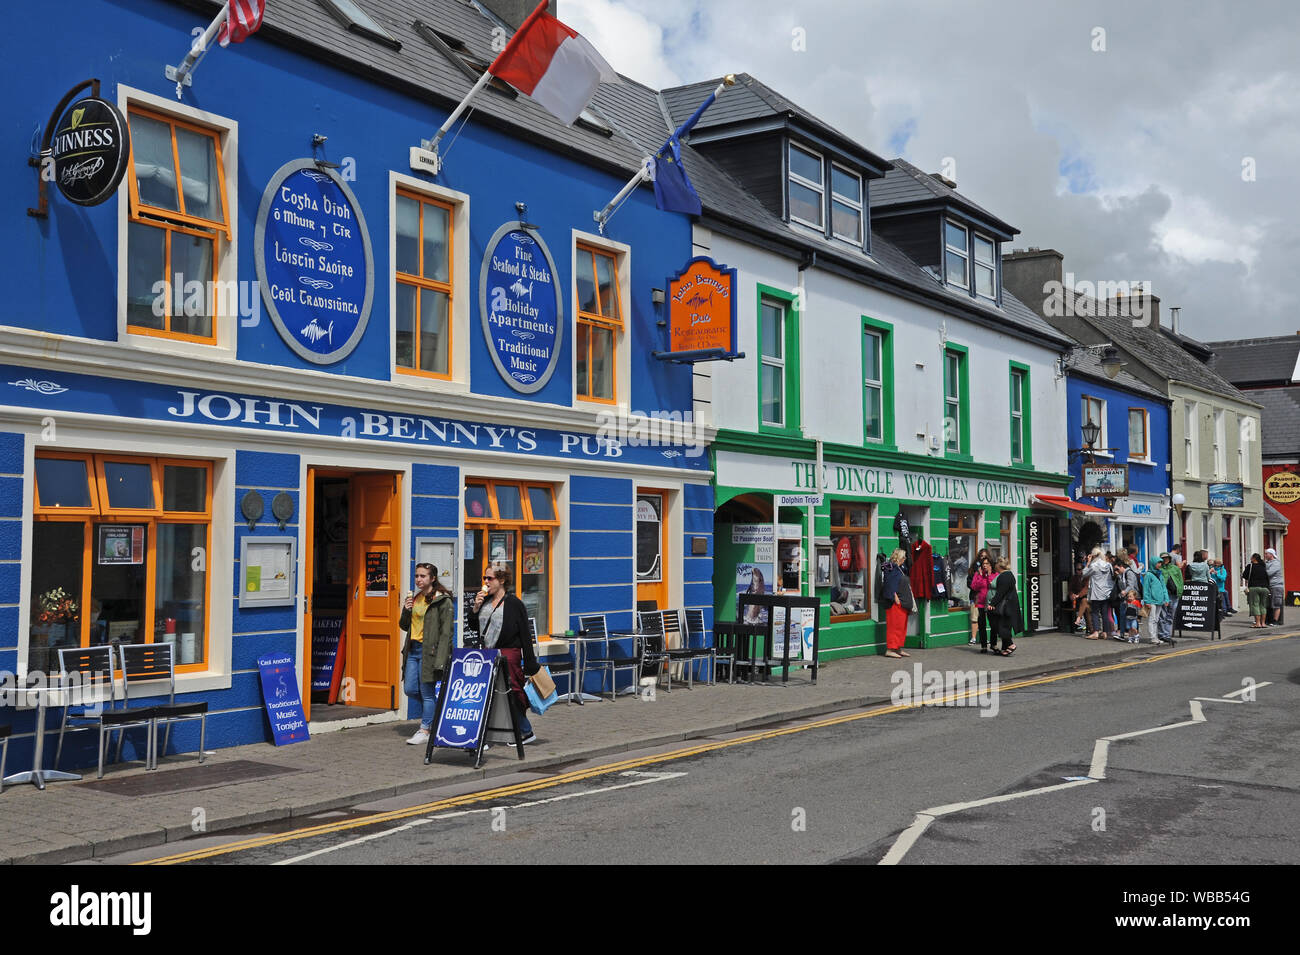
[304,468,401,722]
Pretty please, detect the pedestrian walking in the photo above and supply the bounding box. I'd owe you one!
[1242,553,1270,629]
[1212,558,1232,617]
[1082,547,1114,639]
[880,548,914,659]
[468,565,541,744]
[1141,561,1171,645]
[1158,552,1184,644]
[967,548,990,644]
[1264,547,1284,626]
[969,555,997,653]
[400,563,454,746]
[988,557,1021,655]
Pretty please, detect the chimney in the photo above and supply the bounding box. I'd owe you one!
[1000,248,1064,320]
[1169,306,1181,336]
[479,0,556,29]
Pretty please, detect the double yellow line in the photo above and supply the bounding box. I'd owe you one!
[141,630,1293,864]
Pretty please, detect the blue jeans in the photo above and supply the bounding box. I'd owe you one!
[1158,598,1179,642]
[404,642,439,730]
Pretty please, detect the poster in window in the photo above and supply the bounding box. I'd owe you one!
[736,563,770,624]
[98,525,144,565]
[489,532,509,563]
[365,551,389,597]
[522,533,545,575]
[815,546,832,587]
[636,495,662,582]
[464,530,476,561]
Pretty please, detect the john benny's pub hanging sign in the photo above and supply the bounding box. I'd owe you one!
[255,159,374,364]
[479,223,563,393]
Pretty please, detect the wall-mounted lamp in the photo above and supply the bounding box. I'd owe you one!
[1058,342,1126,380]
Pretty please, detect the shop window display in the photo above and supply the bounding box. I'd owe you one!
[829,503,871,618]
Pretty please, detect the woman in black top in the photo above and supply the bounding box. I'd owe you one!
[467,565,541,743]
[1242,553,1270,629]
[988,557,1021,656]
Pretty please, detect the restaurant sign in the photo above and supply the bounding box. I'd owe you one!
[255,159,374,364]
[50,97,130,206]
[480,224,562,393]
[1081,464,1128,497]
[1264,471,1300,505]
[667,256,738,357]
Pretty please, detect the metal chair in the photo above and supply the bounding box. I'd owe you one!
[579,614,640,702]
[55,645,157,777]
[662,609,711,688]
[636,610,675,690]
[119,643,207,770]
[685,608,726,685]
[0,724,9,792]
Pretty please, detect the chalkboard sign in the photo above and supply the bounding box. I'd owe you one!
[1177,581,1218,635]
[258,653,310,745]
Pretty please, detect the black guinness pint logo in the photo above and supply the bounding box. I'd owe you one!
[51,97,130,206]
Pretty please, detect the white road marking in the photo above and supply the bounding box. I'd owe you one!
[880,681,1272,864]
[273,771,687,865]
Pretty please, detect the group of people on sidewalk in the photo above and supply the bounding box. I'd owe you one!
[1070,544,1287,646]
[400,562,540,749]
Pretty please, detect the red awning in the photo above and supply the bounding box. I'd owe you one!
[1032,494,1110,515]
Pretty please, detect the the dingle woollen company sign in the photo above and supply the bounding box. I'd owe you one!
[51,97,130,206]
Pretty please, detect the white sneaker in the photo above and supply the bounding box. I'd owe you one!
[406,728,430,745]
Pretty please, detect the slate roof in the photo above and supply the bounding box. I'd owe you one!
[661,74,891,171]
[193,0,1066,348]
[1204,336,1300,387]
[870,158,1017,237]
[1264,501,1290,526]
[1244,386,1300,458]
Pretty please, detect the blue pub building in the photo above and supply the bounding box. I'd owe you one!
[1,0,712,770]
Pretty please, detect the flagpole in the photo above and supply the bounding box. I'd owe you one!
[594,74,735,230]
[423,1,551,157]
[166,2,231,98]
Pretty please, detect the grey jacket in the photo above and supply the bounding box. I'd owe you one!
[1083,559,1114,601]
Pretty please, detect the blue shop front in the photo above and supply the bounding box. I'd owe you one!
[1,0,713,770]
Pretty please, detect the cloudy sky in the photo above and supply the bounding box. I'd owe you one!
[563,0,1300,342]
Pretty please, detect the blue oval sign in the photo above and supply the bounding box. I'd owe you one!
[255,160,373,364]
[479,223,563,393]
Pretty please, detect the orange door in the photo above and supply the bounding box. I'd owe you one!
[636,490,669,610]
[349,473,399,709]
[302,472,316,721]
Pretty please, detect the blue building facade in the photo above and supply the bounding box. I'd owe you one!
[1064,368,1172,570]
[1,0,711,768]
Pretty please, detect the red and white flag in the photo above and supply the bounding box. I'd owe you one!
[489,1,619,125]
[218,0,266,47]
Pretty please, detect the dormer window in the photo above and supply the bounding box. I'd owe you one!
[831,164,863,243]
[788,143,824,229]
[944,218,999,301]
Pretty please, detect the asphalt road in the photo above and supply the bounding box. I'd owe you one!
[103,634,1299,866]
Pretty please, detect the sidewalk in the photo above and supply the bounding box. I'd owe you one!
[0,612,1286,864]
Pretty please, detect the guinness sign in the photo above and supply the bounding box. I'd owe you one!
[51,97,130,206]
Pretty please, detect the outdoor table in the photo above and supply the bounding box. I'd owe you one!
[550,633,607,703]
[3,683,81,790]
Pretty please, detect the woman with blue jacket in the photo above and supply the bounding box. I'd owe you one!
[1141,563,1171,646]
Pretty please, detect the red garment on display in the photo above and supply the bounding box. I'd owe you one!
[852,536,868,573]
[910,539,934,597]
[836,536,853,571]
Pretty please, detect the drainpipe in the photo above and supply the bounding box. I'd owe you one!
[798,249,817,598]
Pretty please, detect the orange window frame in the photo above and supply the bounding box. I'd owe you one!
[32,452,214,673]
[463,481,559,629]
[126,106,228,345]
[576,244,623,404]
[394,189,455,380]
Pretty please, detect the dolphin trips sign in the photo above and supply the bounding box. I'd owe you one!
[0,364,706,470]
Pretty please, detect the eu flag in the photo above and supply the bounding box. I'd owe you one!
[652,136,701,215]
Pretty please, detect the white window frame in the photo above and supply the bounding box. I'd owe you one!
[1184,400,1199,477]
[390,172,471,392]
[944,219,969,290]
[571,228,631,410]
[760,297,787,428]
[973,232,997,300]
[864,328,883,442]
[115,85,238,359]
[1082,395,1108,457]
[829,162,863,244]
[787,142,825,230]
[1213,409,1226,478]
[1010,368,1025,463]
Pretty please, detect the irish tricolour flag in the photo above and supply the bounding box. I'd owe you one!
[489,1,620,125]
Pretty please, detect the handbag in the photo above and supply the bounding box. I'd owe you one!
[528,666,556,698]
[524,678,558,715]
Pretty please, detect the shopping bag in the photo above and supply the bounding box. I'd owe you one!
[525,679,558,715]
